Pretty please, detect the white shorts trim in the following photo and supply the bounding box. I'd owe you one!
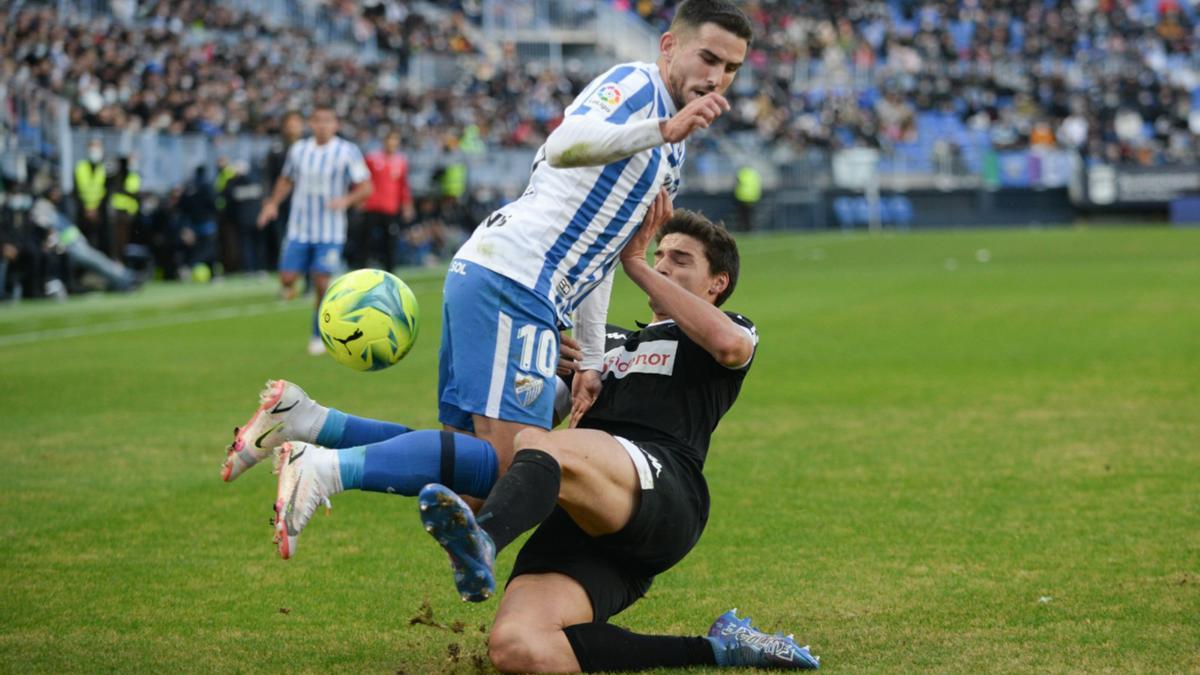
[485,311,513,418]
[615,436,655,490]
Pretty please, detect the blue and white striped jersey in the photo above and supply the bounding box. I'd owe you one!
[282,136,370,244]
[454,61,686,327]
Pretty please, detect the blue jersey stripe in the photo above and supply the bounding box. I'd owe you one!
[534,157,632,298]
[317,147,330,241]
[563,147,661,293]
[606,81,655,124]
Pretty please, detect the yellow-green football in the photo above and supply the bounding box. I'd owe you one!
[318,269,419,371]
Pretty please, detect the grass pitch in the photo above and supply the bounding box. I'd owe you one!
[1,226,1197,673]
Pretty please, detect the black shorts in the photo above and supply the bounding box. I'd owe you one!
[508,438,709,623]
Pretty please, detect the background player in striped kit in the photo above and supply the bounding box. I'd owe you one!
[257,103,372,355]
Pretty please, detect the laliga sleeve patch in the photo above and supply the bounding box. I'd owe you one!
[584,83,625,115]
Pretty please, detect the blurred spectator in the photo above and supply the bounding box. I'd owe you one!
[108,154,141,262]
[0,188,55,300]
[733,164,762,233]
[214,156,240,274]
[356,129,414,271]
[177,166,218,281]
[73,139,110,253]
[33,186,139,293]
[260,111,305,271]
[221,161,267,274]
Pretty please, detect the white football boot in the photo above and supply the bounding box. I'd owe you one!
[222,380,321,482]
[274,442,342,559]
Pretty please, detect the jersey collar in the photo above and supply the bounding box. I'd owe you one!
[647,63,678,118]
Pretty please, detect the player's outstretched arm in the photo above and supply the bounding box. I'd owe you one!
[545,115,665,169]
[544,92,729,169]
[620,190,753,368]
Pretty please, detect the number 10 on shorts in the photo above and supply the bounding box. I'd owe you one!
[516,324,557,378]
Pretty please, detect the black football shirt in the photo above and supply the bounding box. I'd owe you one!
[578,312,758,469]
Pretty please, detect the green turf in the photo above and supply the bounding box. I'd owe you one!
[1,226,1197,673]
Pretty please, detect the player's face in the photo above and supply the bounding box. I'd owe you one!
[651,233,727,314]
[385,133,400,152]
[310,110,338,143]
[662,22,747,110]
[282,115,304,141]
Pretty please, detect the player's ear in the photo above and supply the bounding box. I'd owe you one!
[708,272,729,302]
[660,32,677,63]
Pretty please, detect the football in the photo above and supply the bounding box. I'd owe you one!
[318,269,420,371]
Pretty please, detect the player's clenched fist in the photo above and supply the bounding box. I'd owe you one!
[658,92,731,143]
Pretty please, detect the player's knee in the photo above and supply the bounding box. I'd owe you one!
[513,427,552,454]
[514,430,582,477]
[488,620,554,673]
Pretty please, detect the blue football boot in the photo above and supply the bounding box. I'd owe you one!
[418,484,496,602]
[707,608,821,669]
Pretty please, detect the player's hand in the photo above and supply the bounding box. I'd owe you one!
[256,202,278,227]
[402,204,417,223]
[569,369,602,428]
[328,196,350,211]
[620,188,672,267]
[659,92,730,143]
[557,332,582,377]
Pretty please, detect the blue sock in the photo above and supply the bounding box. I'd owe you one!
[317,409,413,448]
[337,446,365,489]
[311,309,320,337]
[360,429,498,499]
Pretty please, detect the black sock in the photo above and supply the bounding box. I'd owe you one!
[476,448,561,553]
[563,622,716,672]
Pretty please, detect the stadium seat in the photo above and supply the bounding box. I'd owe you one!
[886,195,914,229]
[833,197,855,231]
[851,197,872,227]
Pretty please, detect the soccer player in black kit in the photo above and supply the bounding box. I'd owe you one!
[418,190,821,672]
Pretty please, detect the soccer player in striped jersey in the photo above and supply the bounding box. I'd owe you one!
[257,103,372,355]
[440,0,752,464]
[223,0,752,560]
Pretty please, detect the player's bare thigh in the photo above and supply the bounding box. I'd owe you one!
[513,427,641,537]
[489,572,591,673]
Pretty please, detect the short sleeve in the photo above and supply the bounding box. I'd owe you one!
[281,143,300,180]
[346,143,370,184]
[725,312,758,371]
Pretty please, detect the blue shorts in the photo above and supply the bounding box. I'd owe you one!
[279,240,343,276]
[438,259,559,432]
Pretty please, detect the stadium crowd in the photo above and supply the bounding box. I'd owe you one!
[8,0,1199,163]
[1,0,580,150]
[624,0,1200,165]
[6,0,1200,299]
